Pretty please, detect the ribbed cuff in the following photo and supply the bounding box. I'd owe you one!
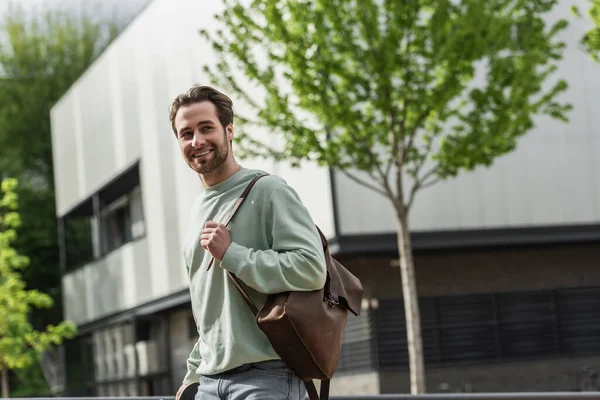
[220,242,247,275]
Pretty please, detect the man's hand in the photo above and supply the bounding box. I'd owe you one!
[176,383,198,400]
[175,384,186,400]
[201,221,231,261]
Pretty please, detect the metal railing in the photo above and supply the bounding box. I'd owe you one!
[10,394,600,400]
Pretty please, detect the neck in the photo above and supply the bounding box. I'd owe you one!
[199,159,241,187]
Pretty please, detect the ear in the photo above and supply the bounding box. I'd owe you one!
[226,124,234,141]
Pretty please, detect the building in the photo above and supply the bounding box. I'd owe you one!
[49,0,600,396]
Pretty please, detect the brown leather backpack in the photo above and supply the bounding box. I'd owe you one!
[212,174,364,400]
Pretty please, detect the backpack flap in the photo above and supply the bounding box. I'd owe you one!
[318,228,364,317]
[327,256,363,317]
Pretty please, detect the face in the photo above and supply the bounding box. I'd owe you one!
[174,101,233,175]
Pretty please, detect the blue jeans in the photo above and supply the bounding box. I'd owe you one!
[195,360,307,400]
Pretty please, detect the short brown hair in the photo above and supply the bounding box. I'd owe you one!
[168,86,234,135]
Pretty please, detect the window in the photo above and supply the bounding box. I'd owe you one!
[60,163,145,272]
[64,214,95,272]
[369,286,600,371]
[557,287,600,354]
[100,185,145,255]
[337,309,377,374]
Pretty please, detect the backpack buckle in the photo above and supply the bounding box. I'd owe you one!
[325,295,339,308]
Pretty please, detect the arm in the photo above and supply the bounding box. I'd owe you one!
[182,340,201,385]
[220,184,327,294]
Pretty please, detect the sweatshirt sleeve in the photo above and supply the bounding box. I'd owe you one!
[182,340,201,385]
[220,183,327,294]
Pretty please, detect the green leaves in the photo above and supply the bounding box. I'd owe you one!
[203,0,570,208]
[0,6,119,182]
[0,178,77,374]
[0,5,119,338]
[573,1,600,61]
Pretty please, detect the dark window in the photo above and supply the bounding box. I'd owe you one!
[371,286,600,371]
[373,298,441,371]
[61,163,145,271]
[337,308,377,374]
[497,291,556,358]
[101,196,133,255]
[64,215,94,272]
[64,335,95,396]
[557,287,600,354]
[437,294,497,363]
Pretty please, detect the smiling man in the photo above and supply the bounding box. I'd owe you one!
[168,86,327,400]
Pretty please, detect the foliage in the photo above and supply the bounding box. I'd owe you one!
[201,0,572,392]
[0,6,119,395]
[572,0,600,61]
[0,178,77,397]
[0,4,120,324]
[202,0,571,210]
[9,364,52,398]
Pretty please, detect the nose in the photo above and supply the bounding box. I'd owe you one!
[191,130,205,148]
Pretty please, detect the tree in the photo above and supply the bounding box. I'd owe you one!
[0,4,119,327]
[573,0,600,61]
[201,0,571,393]
[0,7,120,394]
[0,178,77,398]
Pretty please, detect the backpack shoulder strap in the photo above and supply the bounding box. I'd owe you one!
[206,173,268,271]
[305,379,330,400]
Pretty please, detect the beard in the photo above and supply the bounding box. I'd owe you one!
[188,139,229,175]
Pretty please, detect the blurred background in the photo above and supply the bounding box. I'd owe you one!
[0,0,599,398]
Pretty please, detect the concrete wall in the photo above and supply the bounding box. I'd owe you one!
[329,355,600,394]
[334,0,600,236]
[310,354,600,395]
[320,373,381,397]
[380,355,600,393]
[62,238,151,324]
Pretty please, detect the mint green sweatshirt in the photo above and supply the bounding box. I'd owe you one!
[182,168,327,384]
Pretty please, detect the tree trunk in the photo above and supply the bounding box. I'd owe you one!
[396,211,426,394]
[1,365,8,399]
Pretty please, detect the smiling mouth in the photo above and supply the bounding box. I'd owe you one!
[192,149,213,159]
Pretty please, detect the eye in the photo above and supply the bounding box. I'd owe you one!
[180,131,192,138]
[202,126,214,132]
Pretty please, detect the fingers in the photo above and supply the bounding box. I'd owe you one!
[205,220,219,228]
[202,222,227,236]
[200,239,208,249]
[199,221,231,262]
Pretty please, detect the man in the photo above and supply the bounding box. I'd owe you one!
[169,86,327,400]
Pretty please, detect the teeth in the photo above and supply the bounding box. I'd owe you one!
[194,150,211,158]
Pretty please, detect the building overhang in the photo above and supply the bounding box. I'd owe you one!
[73,289,191,335]
[329,223,600,256]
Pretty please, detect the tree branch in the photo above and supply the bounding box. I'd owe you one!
[406,162,440,211]
[367,142,395,198]
[404,107,431,158]
[329,109,395,200]
[403,68,458,160]
[323,52,394,201]
[420,176,441,190]
[318,68,394,199]
[338,169,390,199]
[392,9,417,207]
[385,111,399,184]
